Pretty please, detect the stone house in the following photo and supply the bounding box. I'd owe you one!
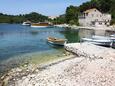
[78,8,111,27]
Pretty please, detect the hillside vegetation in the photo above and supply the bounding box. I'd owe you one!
[54,0,115,25]
[0,0,114,24]
[0,12,48,23]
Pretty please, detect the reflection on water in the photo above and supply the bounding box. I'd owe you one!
[0,24,115,76]
[62,29,80,43]
[79,29,94,38]
[79,28,115,39]
[29,30,39,35]
[0,24,80,76]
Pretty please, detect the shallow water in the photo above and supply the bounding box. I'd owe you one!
[0,24,80,75]
[0,24,114,76]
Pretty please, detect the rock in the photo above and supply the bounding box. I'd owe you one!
[65,43,115,60]
[5,43,115,86]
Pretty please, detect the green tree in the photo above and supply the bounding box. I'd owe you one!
[0,12,49,23]
[65,5,79,25]
[52,14,66,24]
[98,0,112,13]
[25,12,48,23]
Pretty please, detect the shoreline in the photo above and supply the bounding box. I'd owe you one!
[55,24,115,32]
[0,49,66,75]
[0,51,73,86]
[1,24,115,85]
[2,43,115,86]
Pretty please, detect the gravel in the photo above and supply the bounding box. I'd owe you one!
[4,43,115,86]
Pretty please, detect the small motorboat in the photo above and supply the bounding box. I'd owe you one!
[110,34,115,40]
[47,37,67,46]
[22,21,31,26]
[92,35,110,40]
[110,34,115,37]
[82,36,112,47]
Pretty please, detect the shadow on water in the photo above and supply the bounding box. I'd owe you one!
[1,24,115,77]
[29,30,39,35]
[60,28,80,43]
[78,28,115,39]
[0,25,69,76]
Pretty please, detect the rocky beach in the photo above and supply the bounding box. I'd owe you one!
[1,43,115,86]
[0,0,115,85]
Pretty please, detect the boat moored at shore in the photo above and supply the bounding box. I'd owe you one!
[22,21,31,26]
[31,22,53,28]
[81,35,115,47]
[47,37,67,46]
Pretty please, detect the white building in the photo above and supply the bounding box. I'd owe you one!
[78,8,111,27]
[48,16,59,20]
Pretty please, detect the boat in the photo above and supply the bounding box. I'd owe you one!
[82,36,112,47]
[92,35,110,40]
[31,22,53,28]
[22,21,31,26]
[110,34,115,37]
[47,37,67,46]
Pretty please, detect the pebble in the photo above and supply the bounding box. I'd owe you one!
[4,43,115,86]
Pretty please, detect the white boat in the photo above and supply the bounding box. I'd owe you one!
[22,22,31,26]
[82,36,112,47]
[92,35,115,40]
[92,35,110,40]
[110,34,115,37]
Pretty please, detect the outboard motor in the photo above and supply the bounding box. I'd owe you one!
[111,40,115,48]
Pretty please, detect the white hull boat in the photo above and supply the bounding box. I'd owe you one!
[22,22,31,26]
[82,36,112,47]
[31,25,48,28]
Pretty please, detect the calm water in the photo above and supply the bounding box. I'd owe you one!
[0,24,80,75]
[0,24,114,76]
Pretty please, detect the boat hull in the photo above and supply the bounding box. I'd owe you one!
[22,22,31,26]
[82,37,112,47]
[22,24,30,26]
[31,25,48,28]
[31,22,53,28]
[89,41,111,47]
[47,41,65,46]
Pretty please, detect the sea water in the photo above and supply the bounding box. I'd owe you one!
[0,24,80,76]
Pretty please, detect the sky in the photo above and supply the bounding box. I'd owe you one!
[0,0,89,16]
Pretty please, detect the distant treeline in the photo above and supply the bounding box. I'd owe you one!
[0,0,115,25]
[53,0,115,25]
[0,12,48,23]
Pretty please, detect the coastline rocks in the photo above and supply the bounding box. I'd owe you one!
[13,57,85,86]
[7,54,115,86]
[65,43,115,60]
[2,43,115,86]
